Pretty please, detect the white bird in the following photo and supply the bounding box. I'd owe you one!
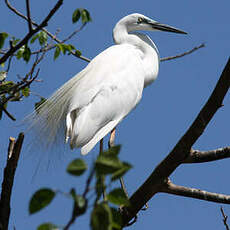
[28,13,186,155]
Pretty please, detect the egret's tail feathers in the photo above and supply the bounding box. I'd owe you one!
[81,119,120,155]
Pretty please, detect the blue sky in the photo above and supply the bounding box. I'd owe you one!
[1,0,230,229]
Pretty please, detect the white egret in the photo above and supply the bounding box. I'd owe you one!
[28,13,186,155]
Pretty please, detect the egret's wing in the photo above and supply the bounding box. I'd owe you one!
[27,44,145,154]
[67,44,146,154]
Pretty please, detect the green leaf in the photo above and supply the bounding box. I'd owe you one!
[111,162,132,181]
[38,31,48,46]
[72,9,81,23]
[16,45,25,59]
[29,188,55,214]
[111,208,123,230]
[21,87,30,97]
[75,50,82,57]
[11,37,20,46]
[0,32,8,49]
[67,158,87,176]
[91,202,113,230]
[81,9,92,23]
[22,45,31,62]
[54,45,61,60]
[70,188,87,216]
[0,81,14,92]
[35,97,46,114]
[95,146,122,175]
[107,188,130,206]
[106,145,121,156]
[0,71,7,81]
[37,223,58,230]
[30,34,39,44]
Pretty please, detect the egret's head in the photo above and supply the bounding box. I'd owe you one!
[117,13,187,34]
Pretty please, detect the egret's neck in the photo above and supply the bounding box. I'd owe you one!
[113,24,159,87]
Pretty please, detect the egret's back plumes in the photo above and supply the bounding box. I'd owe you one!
[26,69,87,149]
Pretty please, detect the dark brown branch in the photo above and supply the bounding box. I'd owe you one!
[0,133,24,230]
[25,0,32,32]
[0,0,63,65]
[161,179,230,204]
[160,43,205,62]
[1,106,16,121]
[183,147,230,163]
[221,207,230,230]
[122,57,230,225]
[4,0,90,63]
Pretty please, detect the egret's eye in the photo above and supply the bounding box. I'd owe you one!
[137,17,144,24]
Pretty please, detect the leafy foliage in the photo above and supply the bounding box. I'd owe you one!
[107,188,130,206]
[70,188,87,216]
[29,188,56,214]
[54,43,77,60]
[72,8,92,24]
[28,145,131,229]
[0,32,8,49]
[37,223,58,230]
[30,31,48,46]
[67,159,88,176]
[91,202,113,230]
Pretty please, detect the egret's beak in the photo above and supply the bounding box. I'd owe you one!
[149,21,187,34]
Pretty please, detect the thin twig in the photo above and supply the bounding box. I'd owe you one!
[1,106,16,121]
[221,207,230,230]
[62,23,87,43]
[4,0,90,63]
[83,165,95,198]
[25,0,33,32]
[0,133,24,230]
[0,50,45,111]
[160,43,205,62]
[4,0,204,64]
[0,0,64,64]
[6,55,13,73]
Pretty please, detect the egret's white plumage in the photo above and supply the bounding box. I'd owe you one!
[27,13,186,155]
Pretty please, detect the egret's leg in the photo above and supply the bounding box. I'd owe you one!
[99,138,107,200]
[108,128,116,148]
[108,128,129,199]
[99,138,104,154]
[108,129,148,211]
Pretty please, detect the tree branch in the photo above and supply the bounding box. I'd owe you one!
[183,147,230,163]
[3,0,204,64]
[160,43,205,62]
[221,207,230,230]
[25,0,32,32]
[0,133,24,230]
[0,0,64,65]
[1,106,16,121]
[4,0,90,63]
[161,179,230,204]
[122,57,230,225]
